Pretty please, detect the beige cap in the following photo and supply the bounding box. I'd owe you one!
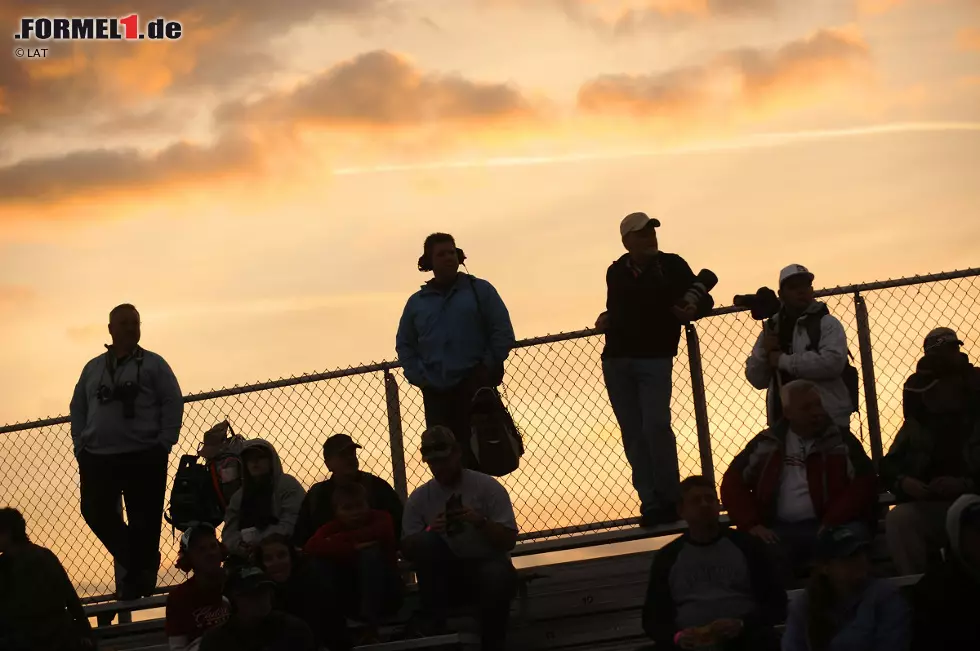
[620,212,661,237]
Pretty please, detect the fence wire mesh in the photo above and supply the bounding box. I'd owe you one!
[0,269,976,599]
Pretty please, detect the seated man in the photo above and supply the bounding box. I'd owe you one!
[400,426,519,651]
[0,508,95,651]
[882,327,980,574]
[721,380,877,582]
[911,494,980,649]
[199,565,315,651]
[644,477,786,651]
[292,433,404,547]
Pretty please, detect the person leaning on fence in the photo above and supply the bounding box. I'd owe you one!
[199,565,316,651]
[399,425,519,650]
[782,522,910,651]
[69,303,184,600]
[0,507,96,651]
[256,534,352,651]
[292,433,403,548]
[881,327,980,574]
[221,439,306,561]
[165,523,231,651]
[395,233,516,471]
[745,265,855,429]
[594,212,715,527]
[720,380,877,584]
[909,494,980,650]
[643,477,786,651]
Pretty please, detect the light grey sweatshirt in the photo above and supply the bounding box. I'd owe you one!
[69,346,183,456]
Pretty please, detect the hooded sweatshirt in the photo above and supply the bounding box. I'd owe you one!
[910,494,980,649]
[69,346,183,456]
[395,274,515,390]
[221,439,306,553]
[745,301,852,428]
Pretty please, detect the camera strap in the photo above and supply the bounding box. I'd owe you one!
[102,346,144,390]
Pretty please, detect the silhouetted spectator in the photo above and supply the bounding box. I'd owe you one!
[303,483,402,644]
[721,380,876,583]
[165,523,230,651]
[643,477,785,651]
[256,534,351,651]
[293,434,403,547]
[0,508,95,651]
[910,494,980,649]
[222,440,305,560]
[400,426,518,650]
[199,565,315,651]
[396,233,516,471]
[594,212,715,526]
[783,523,910,651]
[69,303,183,599]
[746,265,854,428]
[882,328,980,574]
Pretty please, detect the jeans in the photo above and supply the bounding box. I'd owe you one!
[422,364,502,471]
[602,357,680,515]
[407,532,517,651]
[77,447,169,595]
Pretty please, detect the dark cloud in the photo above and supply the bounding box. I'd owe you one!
[578,27,871,117]
[219,50,534,128]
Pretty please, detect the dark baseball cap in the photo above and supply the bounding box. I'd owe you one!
[179,522,216,553]
[226,565,275,595]
[322,434,361,458]
[813,522,872,561]
[924,327,964,353]
[420,426,457,462]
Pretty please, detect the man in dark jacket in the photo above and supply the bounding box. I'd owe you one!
[720,380,877,583]
[292,434,404,547]
[882,327,980,574]
[595,212,715,526]
[911,494,980,649]
[199,565,315,651]
[396,233,516,471]
[644,477,786,651]
[0,508,96,651]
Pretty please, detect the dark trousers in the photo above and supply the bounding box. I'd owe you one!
[767,519,821,585]
[318,547,403,626]
[408,532,517,651]
[77,447,169,594]
[422,364,502,471]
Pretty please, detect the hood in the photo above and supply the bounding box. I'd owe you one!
[946,493,980,568]
[241,438,283,483]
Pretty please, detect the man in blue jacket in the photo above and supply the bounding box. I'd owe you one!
[70,303,183,600]
[396,233,516,471]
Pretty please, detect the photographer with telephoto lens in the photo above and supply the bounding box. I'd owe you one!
[744,265,854,428]
[70,303,183,600]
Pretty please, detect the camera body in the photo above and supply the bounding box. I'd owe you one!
[96,379,141,419]
[732,287,781,321]
[679,269,718,310]
[445,494,465,536]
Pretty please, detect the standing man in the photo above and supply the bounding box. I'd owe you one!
[396,233,516,471]
[595,213,715,527]
[70,303,183,600]
[745,264,854,428]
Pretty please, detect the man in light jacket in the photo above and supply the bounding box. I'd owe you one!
[745,264,853,428]
[396,232,516,471]
[69,303,183,600]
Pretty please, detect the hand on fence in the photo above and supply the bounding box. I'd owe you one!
[671,304,697,323]
[749,525,780,544]
[594,312,609,332]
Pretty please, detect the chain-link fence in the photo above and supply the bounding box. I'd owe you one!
[1,268,977,599]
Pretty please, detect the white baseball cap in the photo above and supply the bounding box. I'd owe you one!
[779,264,814,288]
[620,212,661,237]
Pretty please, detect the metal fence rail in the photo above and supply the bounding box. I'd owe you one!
[1,267,977,598]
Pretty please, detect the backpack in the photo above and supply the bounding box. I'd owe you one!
[469,386,524,477]
[800,308,861,413]
[165,455,225,531]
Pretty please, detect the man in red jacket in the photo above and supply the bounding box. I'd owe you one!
[721,380,877,583]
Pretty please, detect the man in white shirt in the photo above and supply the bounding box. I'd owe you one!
[401,426,519,650]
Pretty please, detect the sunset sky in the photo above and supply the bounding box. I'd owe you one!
[1,0,979,427]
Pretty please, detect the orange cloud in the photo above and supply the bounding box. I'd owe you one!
[554,0,774,33]
[856,0,905,15]
[0,285,35,308]
[577,26,872,122]
[957,27,980,51]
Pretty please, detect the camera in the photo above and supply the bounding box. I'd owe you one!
[679,269,718,310]
[96,381,140,419]
[732,287,781,321]
[445,494,465,536]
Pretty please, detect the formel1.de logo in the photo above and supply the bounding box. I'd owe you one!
[14,15,182,41]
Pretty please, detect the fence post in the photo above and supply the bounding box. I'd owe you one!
[384,369,409,502]
[685,324,715,484]
[853,292,884,465]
